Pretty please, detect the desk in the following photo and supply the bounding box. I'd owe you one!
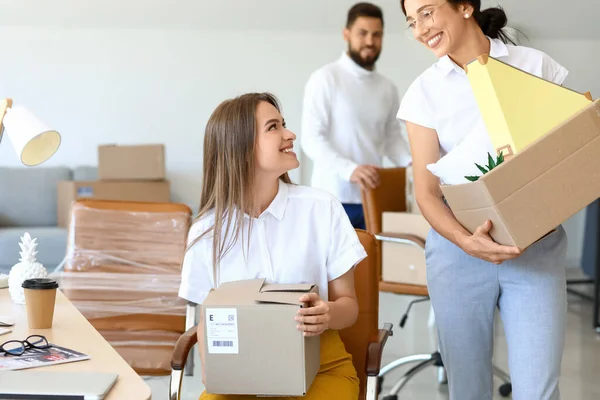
[0,288,152,400]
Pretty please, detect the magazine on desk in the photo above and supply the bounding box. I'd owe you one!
[0,344,89,371]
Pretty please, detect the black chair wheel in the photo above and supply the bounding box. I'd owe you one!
[499,383,512,397]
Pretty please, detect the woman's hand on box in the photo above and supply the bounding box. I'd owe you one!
[458,220,522,264]
[295,293,330,337]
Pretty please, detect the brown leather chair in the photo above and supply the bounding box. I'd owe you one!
[58,199,193,376]
[361,167,429,296]
[361,168,513,399]
[169,230,393,400]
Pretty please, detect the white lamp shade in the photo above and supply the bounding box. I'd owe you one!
[2,105,61,166]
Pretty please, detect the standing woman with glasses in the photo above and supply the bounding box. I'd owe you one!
[398,1,569,399]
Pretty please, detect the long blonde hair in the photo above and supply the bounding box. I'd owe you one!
[191,92,292,283]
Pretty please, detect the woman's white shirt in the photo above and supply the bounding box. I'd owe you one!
[178,180,368,305]
[397,37,569,157]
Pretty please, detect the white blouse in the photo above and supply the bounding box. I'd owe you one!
[178,180,368,305]
[397,37,569,156]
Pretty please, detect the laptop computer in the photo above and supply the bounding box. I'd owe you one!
[0,370,118,399]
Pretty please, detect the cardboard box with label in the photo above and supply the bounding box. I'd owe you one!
[381,212,431,286]
[98,144,166,181]
[57,180,171,227]
[440,56,600,249]
[202,278,320,397]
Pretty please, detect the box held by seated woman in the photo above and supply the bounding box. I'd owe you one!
[201,278,320,397]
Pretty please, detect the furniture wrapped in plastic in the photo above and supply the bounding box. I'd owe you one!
[57,199,192,376]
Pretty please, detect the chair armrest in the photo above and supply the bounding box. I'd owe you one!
[171,325,199,371]
[375,232,426,250]
[366,322,393,376]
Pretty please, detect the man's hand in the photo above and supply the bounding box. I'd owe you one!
[350,165,380,190]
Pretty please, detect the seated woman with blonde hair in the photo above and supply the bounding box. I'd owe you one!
[178,92,367,400]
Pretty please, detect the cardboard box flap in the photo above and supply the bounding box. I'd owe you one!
[260,283,316,292]
[441,179,495,211]
[203,279,265,306]
[255,282,318,306]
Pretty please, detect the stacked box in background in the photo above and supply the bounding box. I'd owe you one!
[97,144,166,181]
[379,167,430,287]
[57,144,171,227]
[381,212,430,287]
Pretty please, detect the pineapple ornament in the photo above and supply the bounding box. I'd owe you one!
[8,232,48,304]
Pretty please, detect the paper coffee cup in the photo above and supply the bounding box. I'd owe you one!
[22,278,59,329]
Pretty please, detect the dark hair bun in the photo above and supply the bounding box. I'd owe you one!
[477,7,508,39]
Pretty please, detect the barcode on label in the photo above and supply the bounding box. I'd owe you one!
[213,340,234,347]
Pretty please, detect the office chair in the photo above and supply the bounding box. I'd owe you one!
[58,199,193,377]
[361,167,512,399]
[169,230,394,400]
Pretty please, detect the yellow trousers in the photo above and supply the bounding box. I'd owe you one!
[199,329,359,400]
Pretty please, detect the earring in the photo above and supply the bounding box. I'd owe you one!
[464,13,470,18]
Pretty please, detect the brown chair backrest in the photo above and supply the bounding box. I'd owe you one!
[339,230,379,400]
[361,167,407,235]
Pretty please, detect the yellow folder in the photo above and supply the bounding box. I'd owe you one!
[465,54,593,156]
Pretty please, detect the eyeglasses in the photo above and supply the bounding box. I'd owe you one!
[405,1,447,39]
[0,335,51,356]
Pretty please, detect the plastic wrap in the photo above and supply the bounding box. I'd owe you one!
[65,203,191,274]
[99,330,184,375]
[56,272,187,319]
[58,200,192,375]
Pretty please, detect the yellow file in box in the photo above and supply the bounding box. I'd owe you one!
[465,54,592,156]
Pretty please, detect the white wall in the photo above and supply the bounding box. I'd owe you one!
[0,27,434,206]
[0,26,597,267]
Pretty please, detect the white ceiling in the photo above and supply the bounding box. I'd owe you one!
[0,0,597,40]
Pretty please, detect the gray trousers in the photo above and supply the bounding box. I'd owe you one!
[426,226,568,400]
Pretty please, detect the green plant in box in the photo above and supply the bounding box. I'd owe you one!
[465,152,505,182]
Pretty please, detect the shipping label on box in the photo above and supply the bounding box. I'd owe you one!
[76,186,94,198]
[205,308,239,354]
[202,278,320,397]
[98,144,166,181]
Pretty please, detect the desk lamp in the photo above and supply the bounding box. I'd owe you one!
[0,98,61,166]
[0,98,61,290]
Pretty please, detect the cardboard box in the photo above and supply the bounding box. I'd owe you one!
[57,180,171,227]
[98,144,165,180]
[202,278,320,396]
[441,100,600,249]
[466,54,593,156]
[381,212,431,286]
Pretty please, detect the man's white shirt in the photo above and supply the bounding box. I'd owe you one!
[301,52,412,204]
